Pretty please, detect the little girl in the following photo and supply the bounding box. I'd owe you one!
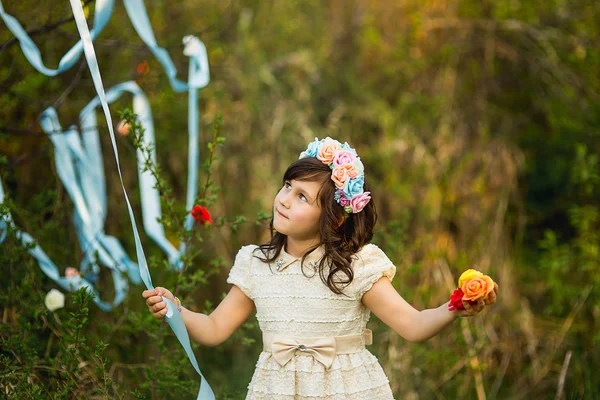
[143,137,498,399]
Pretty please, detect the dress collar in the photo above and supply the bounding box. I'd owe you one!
[274,245,326,272]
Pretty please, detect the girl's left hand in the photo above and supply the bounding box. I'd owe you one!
[454,282,499,317]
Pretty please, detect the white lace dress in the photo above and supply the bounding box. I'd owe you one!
[227,243,397,400]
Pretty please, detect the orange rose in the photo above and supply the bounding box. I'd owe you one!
[461,275,495,301]
[346,164,359,178]
[331,165,349,188]
[317,139,340,164]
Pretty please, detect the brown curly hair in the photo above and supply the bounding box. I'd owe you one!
[256,156,377,295]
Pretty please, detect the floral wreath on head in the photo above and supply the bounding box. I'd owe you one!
[299,137,371,214]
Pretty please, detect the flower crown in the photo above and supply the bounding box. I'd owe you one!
[299,137,371,214]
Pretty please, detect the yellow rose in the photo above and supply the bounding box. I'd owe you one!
[458,269,483,288]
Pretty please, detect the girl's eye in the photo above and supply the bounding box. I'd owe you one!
[299,194,307,202]
[284,182,292,189]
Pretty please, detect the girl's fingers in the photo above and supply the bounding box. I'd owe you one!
[145,295,163,307]
[142,288,168,298]
[142,287,174,319]
[152,306,168,319]
[462,299,485,315]
[152,302,166,313]
[476,298,485,311]
[462,300,473,315]
[484,283,499,305]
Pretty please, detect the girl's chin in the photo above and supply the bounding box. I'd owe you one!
[272,220,287,233]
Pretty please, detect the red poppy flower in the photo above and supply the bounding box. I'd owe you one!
[191,205,213,225]
[448,288,465,311]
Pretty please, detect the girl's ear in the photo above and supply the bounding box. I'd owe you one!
[337,214,348,227]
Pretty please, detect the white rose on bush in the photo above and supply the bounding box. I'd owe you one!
[44,289,65,312]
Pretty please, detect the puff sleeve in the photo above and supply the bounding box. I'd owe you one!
[226,245,256,299]
[353,244,397,299]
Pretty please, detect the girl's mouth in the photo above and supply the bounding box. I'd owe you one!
[276,208,288,219]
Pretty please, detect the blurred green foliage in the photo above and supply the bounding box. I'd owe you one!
[1,0,599,398]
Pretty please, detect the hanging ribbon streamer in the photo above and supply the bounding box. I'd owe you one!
[115,0,211,260]
[179,35,208,257]
[38,81,184,270]
[0,178,119,311]
[0,0,209,269]
[0,0,210,90]
[67,0,215,397]
[0,0,114,76]
[2,1,213,394]
[122,0,210,92]
[40,107,140,300]
[79,81,183,268]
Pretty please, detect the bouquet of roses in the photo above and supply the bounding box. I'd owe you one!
[448,269,495,311]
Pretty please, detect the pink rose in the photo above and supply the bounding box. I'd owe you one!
[331,164,355,188]
[65,267,80,278]
[332,150,357,167]
[317,139,340,164]
[350,192,371,213]
[339,195,351,206]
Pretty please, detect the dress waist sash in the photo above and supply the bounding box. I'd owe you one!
[262,329,372,369]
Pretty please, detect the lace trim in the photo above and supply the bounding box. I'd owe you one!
[354,249,396,298]
[356,269,394,298]
[247,357,392,397]
[256,315,362,323]
[252,294,356,301]
[247,383,394,399]
[256,320,367,336]
[253,350,382,373]
[253,271,324,277]
[227,245,257,298]
[258,304,359,310]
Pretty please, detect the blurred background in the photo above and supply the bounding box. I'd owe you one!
[1,0,599,399]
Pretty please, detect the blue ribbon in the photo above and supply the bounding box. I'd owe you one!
[1,1,214,397]
[79,81,183,269]
[40,108,140,298]
[1,0,209,268]
[67,0,215,397]
[0,0,114,76]
[0,177,119,312]
[122,0,210,92]
[0,0,210,92]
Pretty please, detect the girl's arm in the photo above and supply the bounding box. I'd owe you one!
[361,277,497,343]
[143,285,255,347]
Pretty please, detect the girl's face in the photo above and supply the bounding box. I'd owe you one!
[273,179,323,242]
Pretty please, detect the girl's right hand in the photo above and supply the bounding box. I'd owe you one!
[142,287,175,319]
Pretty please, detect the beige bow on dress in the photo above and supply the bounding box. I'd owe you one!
[271,334,336,368]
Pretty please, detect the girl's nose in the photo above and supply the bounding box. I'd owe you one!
[279,193,290,208]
